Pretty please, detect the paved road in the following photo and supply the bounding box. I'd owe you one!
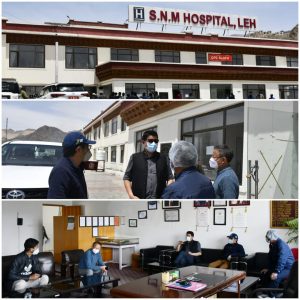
[85,170,128,199]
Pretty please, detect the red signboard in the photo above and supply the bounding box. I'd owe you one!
[208,54,232,62]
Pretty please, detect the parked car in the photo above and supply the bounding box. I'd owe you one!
[2,78,20,99]
[39,83,90,99]
[2,141,63,199]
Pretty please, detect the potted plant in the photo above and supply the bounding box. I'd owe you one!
[286,218,298,260]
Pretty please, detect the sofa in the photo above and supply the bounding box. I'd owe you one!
[2,252,64,297]
[61,249,84,278]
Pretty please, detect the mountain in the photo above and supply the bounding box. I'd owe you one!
[2,128,35,141]
[2,126,68,143]
[247,24,298,40]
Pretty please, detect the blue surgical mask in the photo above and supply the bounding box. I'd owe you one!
[146,142,158,153]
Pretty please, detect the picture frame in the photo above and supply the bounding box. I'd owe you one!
[213,201,227,207]
[194,201,211,208]
[164,209,180,222]
[104,216,109,226]
[229,201,250,206]
[138,210,147,219]
[109,216,115,226]
[92,227,98,237]
[129,219,137,227]
[98,216,104,226]
[92,216,98,227]
[148,201,157,210]
[162,200,181,209]
[79,216,86,227]
[86,216,92,227]
[213,208,226,225]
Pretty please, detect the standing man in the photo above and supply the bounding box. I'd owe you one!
[209,145,239,199]
[48,131,95,199]
[123,130,174,199]
[162,141,215,199]
[8,238,49,293]
[209,233,245,269]
[175,231,202,267]
[79,242,107,276]
[260,230,295,289]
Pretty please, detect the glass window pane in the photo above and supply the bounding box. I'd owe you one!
[226,106,244,125]
[9,52,17,67]
[182,119,193,133]
[195,111,223,131]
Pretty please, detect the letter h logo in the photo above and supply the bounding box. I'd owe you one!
[133,7,145,21]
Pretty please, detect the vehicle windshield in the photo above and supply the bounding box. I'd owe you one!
[2,81,20,93]
[57,84,85,92]
[2,143,63,166]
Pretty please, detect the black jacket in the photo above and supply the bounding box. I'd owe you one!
[8,251,42,282]
[223,243,246,259]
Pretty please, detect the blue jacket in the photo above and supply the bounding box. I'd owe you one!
[161,167,215,199]
[79,249,105,271]
[223,243,246,259]
[48,157,88,199]
[213,166,239,199]
[268,238,295,274]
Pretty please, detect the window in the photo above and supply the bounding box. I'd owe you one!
[111,48,139,61]
[287,57,298,67]
[279,85,298,99]
[242,84,266,99]
[21,86,43,98]
[111,146,117,163]
[181,104,244,184]
[172,84,200,99]
[96,125,101,139]
[135,126,157,153]
[104,122,109,137]
[104,147,108,161]
[121,119,127,131]
[155,50,180,63]
[125,83,155,98]
[93,128,97,140]
[120,145,125,163]
[210,84,233,99]
[222,54,243,65]
[195,52,207,64]
[9,44,45,68]
[256,55,276,66]
[66,46,97,69]
[111,117,118,134]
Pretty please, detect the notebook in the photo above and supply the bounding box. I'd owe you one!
[166,280,207,292]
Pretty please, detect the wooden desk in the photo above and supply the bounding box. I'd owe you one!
[110,265,246,298]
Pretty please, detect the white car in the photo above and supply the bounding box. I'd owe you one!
[2,78,20,99]
[2,141,63,199]
[39,83,90,99]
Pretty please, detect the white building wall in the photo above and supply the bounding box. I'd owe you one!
[98,47,111,64]
[79,200,295,264]
[181,51,196,64]
[139,49,155,62]
[276,56,288,67]
[243,54,256,66]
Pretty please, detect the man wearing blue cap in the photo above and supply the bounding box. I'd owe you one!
[209,233,245,269]
[47,131,96,199]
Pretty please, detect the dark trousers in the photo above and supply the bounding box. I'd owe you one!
[175,251,194,268]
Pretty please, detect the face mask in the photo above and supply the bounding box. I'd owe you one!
[33,248,39,255]
[92,249,100,254]
[209,157,218,169]
[186,236,192,242]
[228,239,234,244]
[146,142,158,153]
[83,150,92,161]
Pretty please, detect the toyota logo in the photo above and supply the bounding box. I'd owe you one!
[6,190,26,199]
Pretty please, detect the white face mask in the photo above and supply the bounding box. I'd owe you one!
[146,142,158,153]
[186,236,192,242]
[92,248,100,254]
[83,150,92,162]
[209,157,218,169]
[33,248,39,255]
[228,239,234,244]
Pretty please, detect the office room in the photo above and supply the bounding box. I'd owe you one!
[2,200,298,298]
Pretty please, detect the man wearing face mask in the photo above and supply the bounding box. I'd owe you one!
[79,242,107,276]
[209,145,239,199]
[175,231,202,268]
[8,238,49,293]
[123,130,174,199]
[260,230,295,290]
[47,131,96,199]
[162,141,215,199]
[209,233,245,269]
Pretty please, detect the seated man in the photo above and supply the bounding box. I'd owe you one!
[79,242,107,276]
[162,141,215,199]
[175,231,202,267]
[260,230,295,289]
[8,238,49,293]
[209,233,245,269]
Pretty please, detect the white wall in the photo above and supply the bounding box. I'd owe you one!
[78,200,295,256]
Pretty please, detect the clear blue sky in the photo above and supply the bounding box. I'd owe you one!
[2,101,114,131]
[2,1,298,33]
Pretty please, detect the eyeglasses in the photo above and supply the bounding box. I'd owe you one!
[147,139,159,143]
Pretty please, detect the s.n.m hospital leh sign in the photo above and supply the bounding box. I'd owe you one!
[129,6,257,30]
